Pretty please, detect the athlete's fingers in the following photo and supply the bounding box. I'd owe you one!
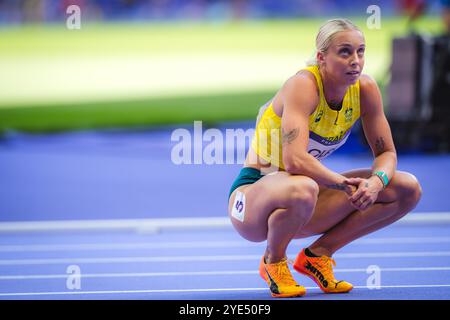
[351,198,363,210]
[343,184,357,196]
[349,179,372,202]
[359,198,374,211]
[344,178,363,186]
[351,193,366,208]
[353,193,371,209]
[350,201,362,211]
[344,178,363,201]
[348,184,357,194]
[350,187,364,203]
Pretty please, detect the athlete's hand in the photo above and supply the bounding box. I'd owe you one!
[344,177,383,211]
[344,184,357,197]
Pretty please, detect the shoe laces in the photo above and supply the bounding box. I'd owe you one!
[268,259,298,286]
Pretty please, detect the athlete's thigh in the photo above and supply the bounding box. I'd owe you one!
[297,168,372,237]
[297,168,405,237]
[228,171,316,242]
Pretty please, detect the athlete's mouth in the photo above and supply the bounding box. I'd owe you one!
[346,71,360,75]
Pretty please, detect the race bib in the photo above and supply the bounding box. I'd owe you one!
[231,191,246,222]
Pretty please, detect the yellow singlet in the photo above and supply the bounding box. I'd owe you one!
[250,65,361,169]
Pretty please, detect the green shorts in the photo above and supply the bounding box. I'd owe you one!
[228,167,264,199]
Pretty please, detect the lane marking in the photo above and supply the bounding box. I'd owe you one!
[1,251,450,265]
[0,241,259,252]
[0,212,449,234]
[1,236,450,252]
[1,267,450,280]
[1,284,450,297]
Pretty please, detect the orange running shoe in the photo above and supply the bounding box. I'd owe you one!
[293,249,353,294]
[259,256,306,298]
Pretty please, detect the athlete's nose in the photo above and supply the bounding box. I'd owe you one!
[350,52,360,67]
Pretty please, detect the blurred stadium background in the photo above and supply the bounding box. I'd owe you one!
[0,0,449,222]
[2,1,450,302]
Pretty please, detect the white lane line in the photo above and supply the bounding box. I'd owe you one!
[1,284,450,297]
[353,284,450,289]
[0,212,448,234]
[334,251,450,258]
[0,241,259,252]
[1,251,450,265]
[1,237,450,252]
[0,270,254,280]
[354,237,450,245]
[1,267,450,280]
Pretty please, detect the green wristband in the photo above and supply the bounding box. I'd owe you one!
[373,171,389,189]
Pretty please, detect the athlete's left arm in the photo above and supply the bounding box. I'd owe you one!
[360,74,397,179]
[346,74,398,209]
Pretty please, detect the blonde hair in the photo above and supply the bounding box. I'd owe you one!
[306,18,362,66]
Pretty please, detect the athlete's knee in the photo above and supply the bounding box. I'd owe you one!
[395,172,422,207]
[287,177,319,210]
[241,231,267,243]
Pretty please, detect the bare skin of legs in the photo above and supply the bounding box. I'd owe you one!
[228,172,319,263]
[296,169,422,257]
[228,169,422,262]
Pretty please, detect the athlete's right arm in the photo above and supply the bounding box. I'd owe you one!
[280,75,354,194]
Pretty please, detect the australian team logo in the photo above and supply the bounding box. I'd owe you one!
[344,108,353,123]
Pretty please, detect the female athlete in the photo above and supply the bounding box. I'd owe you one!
[227,18,422,298]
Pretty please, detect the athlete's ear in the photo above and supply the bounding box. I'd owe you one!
[317,51,325,67]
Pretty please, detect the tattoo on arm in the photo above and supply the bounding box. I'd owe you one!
[282,128,299,144]
[375,137,385,154]
[326,183,347,191]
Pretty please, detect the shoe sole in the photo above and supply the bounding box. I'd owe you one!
[260,268,306,298]
[271,291,306,298]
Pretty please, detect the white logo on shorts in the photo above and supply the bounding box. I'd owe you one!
[231,191,246,222]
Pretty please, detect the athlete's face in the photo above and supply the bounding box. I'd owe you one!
[318,30,365,85]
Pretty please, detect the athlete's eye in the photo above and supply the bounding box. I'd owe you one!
[357,48,365,56]
[339,48,351,56]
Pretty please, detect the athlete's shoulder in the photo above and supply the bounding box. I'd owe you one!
[282,69,319,98]
[295,68,318,87]
[280,70,319,115]
[359,73,383,116]
[359,74,381,99]
[359,73,379,92]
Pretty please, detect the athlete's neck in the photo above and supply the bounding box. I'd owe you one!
[319,68,349,111]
